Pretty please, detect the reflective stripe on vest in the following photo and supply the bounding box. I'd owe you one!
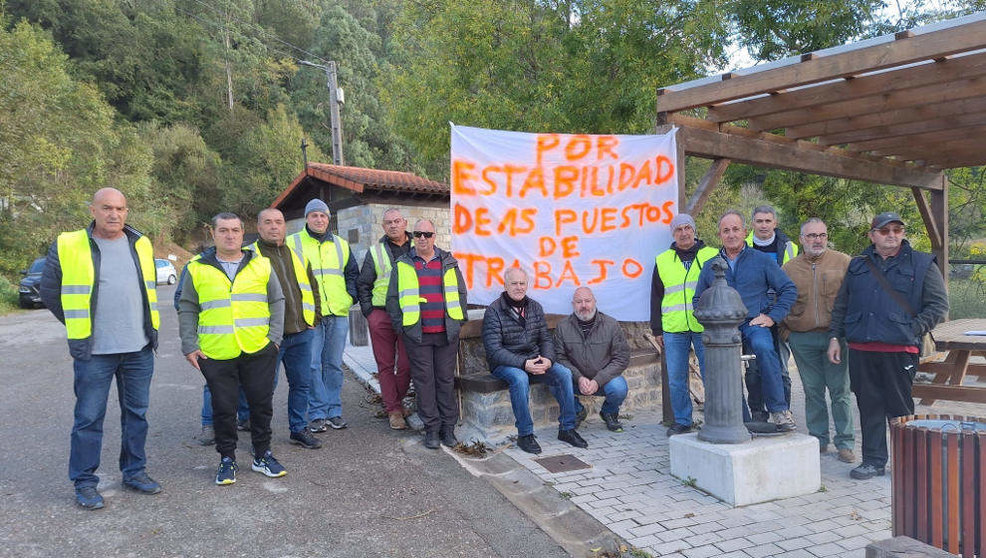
[57,229,160,340]
[656,246,718,333]
[370,242,393,307]
[248,241,315,325]
[188,255,272,360]
[289,232,352,317]
[395,260,463,326]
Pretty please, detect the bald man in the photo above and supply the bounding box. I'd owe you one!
[41,188,162,509]
[554,287,630,432]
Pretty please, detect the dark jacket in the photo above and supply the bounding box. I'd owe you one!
[40,222,159,361]
[385,246,468,344]
[357,232,411,316]
[650,239,711,336]
[829,240,948,347]
[482,294,554,371]
[554,312,630,388]
[693,245,798,325]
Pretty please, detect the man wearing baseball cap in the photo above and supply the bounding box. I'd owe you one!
[827,212,948,479]
[650,213,717,436]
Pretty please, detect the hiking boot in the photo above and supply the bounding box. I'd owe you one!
[389,412,407,430]
[750,410,769,423]
[326,416,348,430]
[75,486,104,510]
[309,418,328,433]
[558,429,588,449]
[600,412,624,432]
[666,423,692,437]
[850,463,885,480]
[123,473,162,495]
[289,430,322,449]
[575,405,588,428]
[197,425,215,446]
[838,448,857,464]
[423,430,440,450]
[215,457,237,485]
[440,428,458,448]
[236,418,250,431]
[770,410,796,432]
[251,450,287,478]
[517,434,542,454]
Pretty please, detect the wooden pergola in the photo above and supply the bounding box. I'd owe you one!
[656,11,986,277]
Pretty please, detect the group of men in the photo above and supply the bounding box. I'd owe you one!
[42,187,947,510]
[652,206,948,480]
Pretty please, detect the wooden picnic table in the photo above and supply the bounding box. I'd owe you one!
[912,319,986,405]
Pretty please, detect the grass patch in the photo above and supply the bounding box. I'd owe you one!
[948,278,986,319]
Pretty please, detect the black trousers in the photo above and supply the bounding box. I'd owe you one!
[404,332,459,433]
[199,343,279,460]
[848,349,918,468]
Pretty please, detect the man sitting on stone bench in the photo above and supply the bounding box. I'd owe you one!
[482,267,587,454]
[554,287,630,433]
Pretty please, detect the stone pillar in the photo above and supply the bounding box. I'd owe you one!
[693,257,750,444]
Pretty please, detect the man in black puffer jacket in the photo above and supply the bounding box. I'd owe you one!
[482,267,586,454]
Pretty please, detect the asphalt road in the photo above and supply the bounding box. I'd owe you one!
[0,286,570,558]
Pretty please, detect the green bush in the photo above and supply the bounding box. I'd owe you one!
[0,274,20,314]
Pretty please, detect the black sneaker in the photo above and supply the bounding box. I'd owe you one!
[751,410,769,423]
[326,416,348,430]
[236,418,250,432]
[289,430,323,449]
[252,450,287,478]
[197,425,215,446]
[423,430,440,450]
[309,418,328,433]
[215,457,237,485]
[440,428,458,448]
[575,405,588,428]
[123,472,162,495]
[517,434,542,454]
[75,486,104,509]
[850,463,886,480]
[667,423,692,437]
[600,412,624,432]
[558,429,588,449]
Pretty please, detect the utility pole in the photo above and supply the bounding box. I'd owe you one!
[299,60,344,166]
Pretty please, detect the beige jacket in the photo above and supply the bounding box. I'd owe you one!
[781,249,851,334]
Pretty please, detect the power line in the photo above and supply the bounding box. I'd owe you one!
[172,5,301,64]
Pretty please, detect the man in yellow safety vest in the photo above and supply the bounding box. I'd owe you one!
[41,188,162,509]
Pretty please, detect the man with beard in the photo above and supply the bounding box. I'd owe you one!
[482,267,586,454]
[554,287,631,432]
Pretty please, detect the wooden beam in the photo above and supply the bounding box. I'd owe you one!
[749,75,986,132]
[707,52,986,124]
[655,17,986,113]
[911,384,986,404]
[877,140,985,161]
[847,121,986,153]
[787,96,986,140]
[932,179,949,285]
[912,187,943,252]
[922,153,986,168]
[686,158,730,215]
[676,123,943,190]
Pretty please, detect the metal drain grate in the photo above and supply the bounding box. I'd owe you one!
[533,454,591,473]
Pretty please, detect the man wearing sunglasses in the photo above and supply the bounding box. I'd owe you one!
[827,212,948,480]
[386,220,468,449]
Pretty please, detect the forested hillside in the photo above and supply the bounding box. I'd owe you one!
[2,0,984,283]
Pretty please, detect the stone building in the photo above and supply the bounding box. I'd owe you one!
[271,162,450,260]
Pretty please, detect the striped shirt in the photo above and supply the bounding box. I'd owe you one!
[413,255,446,333]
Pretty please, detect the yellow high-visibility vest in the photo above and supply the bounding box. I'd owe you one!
[188,254,272,360]
[288,231,352,317]
[369,242,394,307]
[746,231,798,264]
[395,260,463,326]
[248,241,315,326]
[57,229,159,339]
[656,246,717,333]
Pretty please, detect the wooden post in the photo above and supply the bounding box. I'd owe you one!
[931,176,949,290]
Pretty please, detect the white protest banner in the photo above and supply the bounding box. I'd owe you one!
[450,124,678,321]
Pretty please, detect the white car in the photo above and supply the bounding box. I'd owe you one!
[155,259,177,285]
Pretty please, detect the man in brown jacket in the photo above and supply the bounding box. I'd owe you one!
[782,218,855,463]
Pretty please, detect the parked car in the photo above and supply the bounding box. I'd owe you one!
[18,257,47,308]
[155,258,178,285]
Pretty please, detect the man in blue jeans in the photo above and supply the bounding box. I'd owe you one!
[554,287,630,433]
[694,210,799,432]
[482,267,587,454]
[41,187,162,509]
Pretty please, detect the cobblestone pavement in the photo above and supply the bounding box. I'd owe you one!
[345,339,984,557]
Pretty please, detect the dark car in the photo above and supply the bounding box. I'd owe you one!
[19,257,47,308]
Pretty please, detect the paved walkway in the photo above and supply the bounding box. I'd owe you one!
[344,337,985,558]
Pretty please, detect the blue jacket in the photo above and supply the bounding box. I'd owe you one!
[693,246,797,325]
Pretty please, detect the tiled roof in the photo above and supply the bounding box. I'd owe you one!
[305,163,448,194]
